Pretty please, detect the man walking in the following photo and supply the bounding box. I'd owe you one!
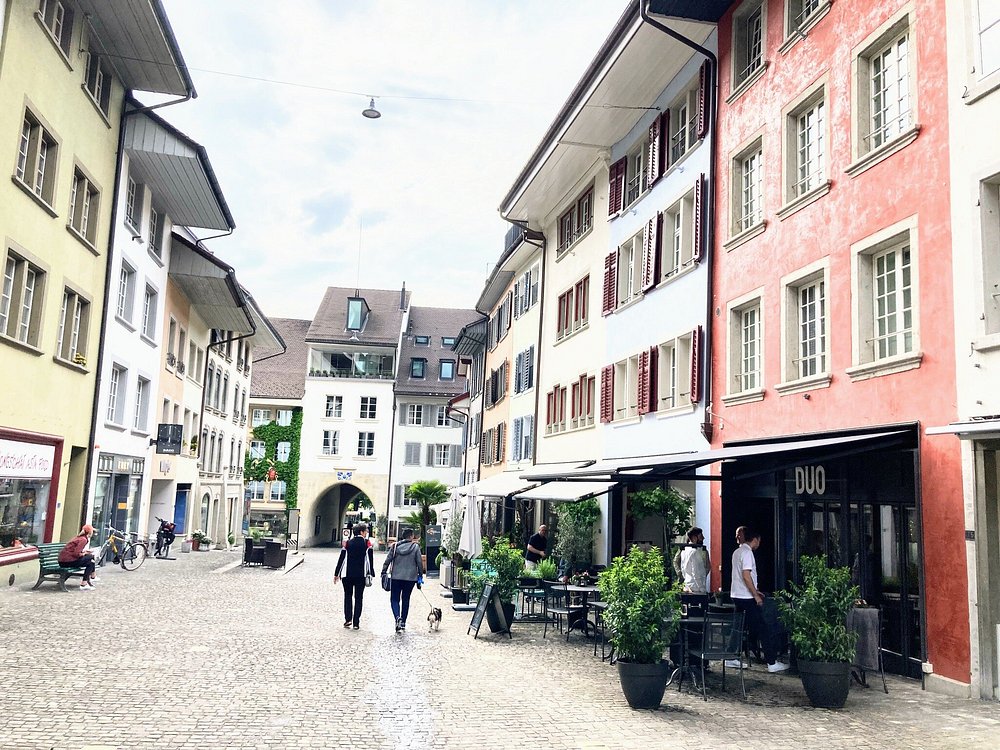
[524,524,548,571]
[729,527,789,673]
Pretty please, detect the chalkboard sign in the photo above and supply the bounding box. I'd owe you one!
[467,582,512,639]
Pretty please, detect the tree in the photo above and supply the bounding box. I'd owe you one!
[552,498,601,572]
[628,486,693,575]
[403,480,449,552]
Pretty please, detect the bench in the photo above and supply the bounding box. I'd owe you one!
[32,543,86,591]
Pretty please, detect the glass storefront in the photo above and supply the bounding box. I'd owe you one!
[0,479,50,546]
[92,454,144,542]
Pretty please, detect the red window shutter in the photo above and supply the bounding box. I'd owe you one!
[600,365,614,423]
[602,251,618,316]
[648,346,659,412]
[690,325,702,403]
[646,117,663,189]
[637,350,650,416]
[642,212,662,291]
[697,61,709,141]
[693,174,705,263]
[608,158,626,216]
[661,110,672,170]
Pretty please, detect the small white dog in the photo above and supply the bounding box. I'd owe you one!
[427,607,443,631]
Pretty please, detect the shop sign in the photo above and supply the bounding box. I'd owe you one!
[794,465,826,496]
[0,439,54,480]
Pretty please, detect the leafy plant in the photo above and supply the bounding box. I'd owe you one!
[599,546,680,664]
[469,538,524,603]
[532,558,558,581]
[441,502,465,564]
[248,527,264,542]
[190,529,206,542]
[227,532,235,547]
[777,555,859,663]
[552,498,601,572]
[628,486,692,572]
[404,480,449,552]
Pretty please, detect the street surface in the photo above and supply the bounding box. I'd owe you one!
[1,547,998,749]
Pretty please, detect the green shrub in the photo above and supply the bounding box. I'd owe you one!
[532,558,558,581]
[777,555,859,662]
[469,538,523,603]
[553,498,600,571]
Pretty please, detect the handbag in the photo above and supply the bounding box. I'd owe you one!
[381,572,391,591]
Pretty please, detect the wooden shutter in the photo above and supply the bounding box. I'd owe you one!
[505,359,510,398]
[600,365,615,423]
[426,445,434,466]
[661,110,672,170]
[394,485,403,506]
[608,157,626,216]
[648,346,659,413]
[602,251,618,315]
[646,116,663,189]
[642,212,662,291]
[690,325,702,404]
[398,404,408,425]
[527,345,534,389]
[693,174,705,263]
[637,350,650,416]
[696,61,709,140]
[451,444,462,467]
[506,290,514,327]
[497,423,505,463]
[524,415,534,458]
[511,418,522,462]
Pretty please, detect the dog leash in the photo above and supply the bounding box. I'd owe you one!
[416,584,434,608]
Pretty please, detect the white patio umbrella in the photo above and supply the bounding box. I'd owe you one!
[458,487,482,559]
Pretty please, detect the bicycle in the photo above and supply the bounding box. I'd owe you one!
[96,525,148,571]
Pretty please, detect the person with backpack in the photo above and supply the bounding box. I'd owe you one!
[334,523,375,629]
[382,527,424,633]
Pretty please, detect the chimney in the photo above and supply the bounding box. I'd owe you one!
[399,282,406,310]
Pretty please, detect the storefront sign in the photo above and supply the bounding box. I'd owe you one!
[0,439,54,480]
[794,465,826,495]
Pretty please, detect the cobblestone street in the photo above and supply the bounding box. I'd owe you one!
[1,548,998,750]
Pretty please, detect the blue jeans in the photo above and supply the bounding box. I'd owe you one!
[390,579,416,624]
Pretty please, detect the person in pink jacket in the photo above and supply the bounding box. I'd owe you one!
[58,524,97,591]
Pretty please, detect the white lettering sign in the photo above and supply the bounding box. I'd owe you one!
[794,465,826,496]
[0,439,55,480]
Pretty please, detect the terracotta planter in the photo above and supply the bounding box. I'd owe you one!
[191,539,200,551]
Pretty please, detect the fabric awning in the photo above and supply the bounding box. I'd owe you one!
[926,418,1000,439]
[517,481,616,502]
[473,472,538,498]
[518,461,597,480]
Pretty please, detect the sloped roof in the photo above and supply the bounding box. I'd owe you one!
[249,318,310,399]
[306,287,410,346]
[395,306,481,397]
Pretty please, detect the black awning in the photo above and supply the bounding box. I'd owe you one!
[647,0,736,23]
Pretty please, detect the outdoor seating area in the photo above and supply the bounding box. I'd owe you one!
[242,537,288,569]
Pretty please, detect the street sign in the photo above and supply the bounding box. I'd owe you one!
[155,424,183,455]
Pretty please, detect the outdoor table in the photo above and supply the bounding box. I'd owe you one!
[564,585,600,635]
[667,616,707,689]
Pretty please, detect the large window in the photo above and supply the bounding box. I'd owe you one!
[570,374,596,429]
[733,1,765,90]
[724,295,764,401]
[785,0,829,37]
[125,176,141,231]
[732,139,764,235]
[148,206,164,260]
[625,140,647,207]
[0,249,44,347]
[116,261,136,323]
[854,15,914,166]
[513,265,540,319]
[872,243,913,360]
[15,110,58,206]
[249,440,265,460]
[661,189,696,278]
[325,395,343,418]
[440,359,455,380]
[739,305,762,392]
[141,286,157,341]
[360,396,377,420]
[68,168,100,246]
[514,346,535,394]
[613,355,640,421]
[133,377,150,432]
[322,430,339,456]
[788,91,826,199]
[84,52,112,115]
[669,84,699,164]
[107,364,127,425]
[276,441,291,462]
[251,408,272,427]
[616,232,643,307]
[979,0,1000,79]
[55,288,88,363]
[38,0,74,54]
[796,279,826,378]
[410,358,426,378]
[357,431,375,457]
[557,187,594,256]
[406,403,424,426]
[276,409,293,427]
[545,385,568,434]
[656,333,695,411]
[510,415,534,462]
[557,276,589,339]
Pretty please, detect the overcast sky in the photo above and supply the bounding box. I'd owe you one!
[159,1,625,321]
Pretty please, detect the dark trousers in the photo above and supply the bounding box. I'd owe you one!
[66,556,96,581]
[342,578,366,624]
[389,579,416,624]
[734,597,778,665]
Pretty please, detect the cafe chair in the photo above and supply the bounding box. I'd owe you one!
[243,537,265,567]
[542,580,586,641]
[685,611,747,700]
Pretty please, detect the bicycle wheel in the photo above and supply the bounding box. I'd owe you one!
[120,542,147,570]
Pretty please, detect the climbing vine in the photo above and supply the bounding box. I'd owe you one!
[244,408,302,508]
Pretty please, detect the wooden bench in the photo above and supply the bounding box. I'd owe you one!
[32,543,86,591]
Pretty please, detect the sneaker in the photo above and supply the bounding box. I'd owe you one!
[400,622,406,631]
[767,661,790,673]
[78,585,92,591]
[90,577,100,583]
[395,618,402,633]
[344,621,352,628]
[352,624,360,630]
[724,659,748,669]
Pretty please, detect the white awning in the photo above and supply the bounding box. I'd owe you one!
[926,419,1000,439]
[431,501,452,523]
[517,480,616,502]
[519,461,597,480]
[473,472,538,498]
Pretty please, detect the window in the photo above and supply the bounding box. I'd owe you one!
[557,187,594,255]
[661,191,697,278]
[433,444,450,468]
[669,85,700,164]
[440,359,455,380]
[347,297,370,331]
[557,276,590,339]
[793,277,827,379]
[133,377,150,431]
[511,415,534,462]
[486,361,509,408]
[116,262,136,323]
[251,408,272,427]
[0,249,44,347]
[107,364,126,424]
[616,232,643,306]
[481,423,505,465]
[125,176,141,231]
[786,0,829,36]
[854,16,914,163]
[728,299,763,395]
[514,346,535,394]
[437,405,449,427]
[872,242,913,360]
[570,374,596,429]
[220,373,228,413]
[276,409,293,427]
[787,91,826,200]
[625,140,647,207]
[981,179,1000,335]
[141,286,157,340]
[249,441,265,460]
[404,442,421,466]
[360,397,377,420]
[68,168,100,245]
[487,292,513,349]
[270,481,286,502]
[732,139,764,235]
[15,110,58,205]
[357,431,375,457]
[733,1,765,90]
[656,333,695,411]
[406,403,424,426]
[148,207,164,259]
[38,0,73,55]
[612,356,640,421]
[978,0,1000,78]
[276,442,291,462]
[410,358,426,378]
[513,264,541,319]
[545,386,568,434]
[84,52,112,115]
[325,395,343,418]
[441,336,456,347]
[414,335,430,346]
[55,288,88,362]
[322,430,339,456]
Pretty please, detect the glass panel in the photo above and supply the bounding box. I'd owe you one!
[826,503,843,566]
[0,480,49,546]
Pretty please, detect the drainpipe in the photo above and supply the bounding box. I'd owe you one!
[639,1,719,442]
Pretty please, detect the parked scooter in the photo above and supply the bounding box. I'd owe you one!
[153,517,177,559]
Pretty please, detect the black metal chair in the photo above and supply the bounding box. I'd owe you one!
[243,538,265,567]
[542,581,586,640]
[684,610,747,700]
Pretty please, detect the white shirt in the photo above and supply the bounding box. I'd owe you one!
[680,546,710,594]
[730,543,757,599]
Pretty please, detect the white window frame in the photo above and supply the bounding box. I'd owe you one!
[433,444,450,468]
[84,51,112,116]
[440,359,456,381]
[357,431,375,457]
[613,355,640,421]
[976,0,1000,81]
[133,376,150,432]
[668,84,700,165]
[141,285,157,341]
[660,189,696,278]
[732,139,764,236]
[0,245,46,348]
[360,396,377,420]
[777,259,832,394]
[249,440,265,460]
[406,403,424,426]
[68,166,100,246]
[732,0,766,94]
[116,260,136,324]
[276,409,293,427]
[276,441,291,463]
[125,176,141,232]
[251,408,272,427]
[436,405,449,427]
[783,0,832,41]
[55,286,88,363]
[980,176,1000,336]
[624,140,647,208]
[616,231,643,307]
[722,288,766,405]
[15,109,59,206]
[325,395,343,418]
[322,430,339,456]
[107,364,127,425]
[656,333,694,412]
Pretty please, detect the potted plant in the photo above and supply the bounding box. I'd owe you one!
[190,529,204,551]
[777,555,859,709]
[200,537,213,551]
[533,558,558,581]
[470,538,524,632]
[599,545,681,709]
[627,486,692,579]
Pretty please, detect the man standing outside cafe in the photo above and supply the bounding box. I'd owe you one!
[729,526,789,673]
[524,524,548,571]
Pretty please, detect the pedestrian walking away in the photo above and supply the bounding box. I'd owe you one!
[335,523,375,629]
[382,527,424,632]
[59,524,98,590]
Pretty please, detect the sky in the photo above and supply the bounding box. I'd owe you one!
[158,0,628,321]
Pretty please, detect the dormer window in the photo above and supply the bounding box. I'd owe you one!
[441,336,456,348]
[414,335,430,346]
[347,296,370,332]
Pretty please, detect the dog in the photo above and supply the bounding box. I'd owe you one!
[427,607,443,631]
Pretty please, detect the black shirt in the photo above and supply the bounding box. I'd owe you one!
[525,533,547,563]
[335,535,374,579]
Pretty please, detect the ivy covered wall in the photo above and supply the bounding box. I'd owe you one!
[244,408,303,508]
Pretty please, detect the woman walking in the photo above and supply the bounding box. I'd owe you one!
[382,528,424,632]
[334,523,375,629]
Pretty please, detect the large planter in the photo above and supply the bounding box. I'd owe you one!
[190,539,200,551]
[450,587,469,604]
[485,600,516,633]
[616,659,670,709]
[798,659,851,709]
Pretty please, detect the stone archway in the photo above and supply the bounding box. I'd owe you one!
[300,482,368,548]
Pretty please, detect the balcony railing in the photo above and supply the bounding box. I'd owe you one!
[308,367,394,380]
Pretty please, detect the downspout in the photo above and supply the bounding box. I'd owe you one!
[639,1,719,441]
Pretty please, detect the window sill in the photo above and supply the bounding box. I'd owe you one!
[11,176,58,217]
[656,261,698,289]
[80,84,112,128]
[147,247,165,267]
[963,71,1000,105]
[104,421,127,432]
[554,322,590,346]
[556,225,594,257]
[124,221,141,240]
[355,454,376,461]
[130,429,150,438]
[846,351,923,382]
[778,1,833,55]
[723,220,767,252]
[566,421,596,433]
[726,61,769,104]
[663,144,701,180]
[774,373,832,396]
[614,294,644,315]
[611,415,641,428]
[655,402,696,419]
[35,13,74,72]
[318,453,341,459]
[846,125,920,178]
[65,224,101,256]
[776,180,832,221]
[140,333,157,348]
[322,416,345,422]
[721,388,765,406]
[52,355,88,373]
[115,314,137,333]
[972,333,1000,353]
[0,333,43,356]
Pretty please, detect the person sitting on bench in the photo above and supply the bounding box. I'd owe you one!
[59,524,97,591]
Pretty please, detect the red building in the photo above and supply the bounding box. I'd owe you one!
[708,0,967,692]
